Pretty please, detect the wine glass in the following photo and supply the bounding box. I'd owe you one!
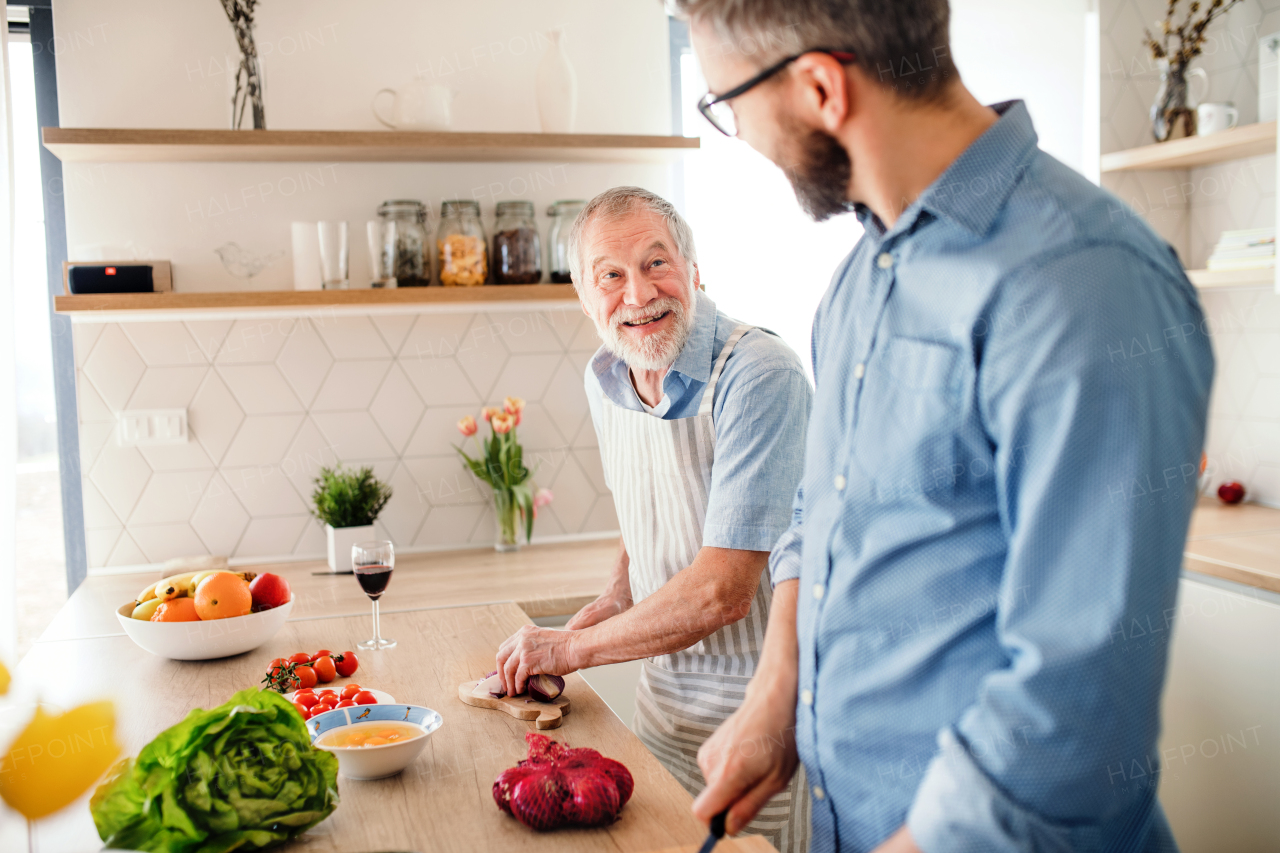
[353,540,395,650]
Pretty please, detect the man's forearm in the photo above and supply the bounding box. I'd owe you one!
[565,538,633,631]
[569,547,766,668]
[748,579,799,701]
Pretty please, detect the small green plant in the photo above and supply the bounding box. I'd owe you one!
[310,465,392,528]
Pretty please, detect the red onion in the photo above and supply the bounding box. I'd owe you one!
[527,673,565,703]
[492,733,633,831]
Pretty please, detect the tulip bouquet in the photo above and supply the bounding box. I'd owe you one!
[457,396,554,551]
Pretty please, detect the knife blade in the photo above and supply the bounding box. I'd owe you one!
[697,809,728,853]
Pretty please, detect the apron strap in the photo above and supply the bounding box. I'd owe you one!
[697,324,754,418]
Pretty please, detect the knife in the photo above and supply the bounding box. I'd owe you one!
[697,809,728,853]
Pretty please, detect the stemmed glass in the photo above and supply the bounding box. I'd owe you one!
[353,540,395,650]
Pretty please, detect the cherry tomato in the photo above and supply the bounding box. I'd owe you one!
[294,665,318,689]
[270,657,287,671]
[312,656,337,683]
[336,700,355,709]
[340,685,360,701]
[333,651,359,678]
[311,649,332,662]
[313,701,335,714]
[354,691,377,706]
[294,688,314,697]
[295,693,320,709]
[344,683,361,691]
[288,652,312,665]
[317,688,337,697]
[292,702,311,720]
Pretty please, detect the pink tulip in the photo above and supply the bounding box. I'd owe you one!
[491,412,515,434]
[504,396,526,416]
[481,406,502,423]
[534,488,554,509]
[457,416,478,437]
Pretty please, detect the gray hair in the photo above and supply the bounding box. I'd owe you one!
[670,0,954,102]
[567,187,698,290]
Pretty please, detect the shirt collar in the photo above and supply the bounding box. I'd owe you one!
[859,100,1038,240]
[589,288,718,387]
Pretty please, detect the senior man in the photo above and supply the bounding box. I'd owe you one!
[677,1,1216,852]
[495,186,812,852]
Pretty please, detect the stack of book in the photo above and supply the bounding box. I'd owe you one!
[1206,228,1276,271]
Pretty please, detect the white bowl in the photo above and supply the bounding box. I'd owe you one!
[309,704,442,781]
[115,599,293,660]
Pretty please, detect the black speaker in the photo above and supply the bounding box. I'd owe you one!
[67,265,154,294]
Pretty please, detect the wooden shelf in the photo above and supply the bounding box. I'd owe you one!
[1101,121,1276,172]
[54,284,578,313]
[41,127,699,164]
[1185,267,1275,289]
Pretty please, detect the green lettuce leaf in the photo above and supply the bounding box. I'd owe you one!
[91,688,339,852]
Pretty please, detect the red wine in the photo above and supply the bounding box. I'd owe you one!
[355,564,393,599]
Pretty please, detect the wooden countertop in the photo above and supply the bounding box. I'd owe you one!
[18,603,728,852]
[39,538,618,644]
[1184,498,1280,593]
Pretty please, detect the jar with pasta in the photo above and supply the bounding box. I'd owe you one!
[437,200,489,287]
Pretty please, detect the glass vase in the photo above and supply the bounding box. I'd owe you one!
[1151,58,1206,142]
[493,488,520,553]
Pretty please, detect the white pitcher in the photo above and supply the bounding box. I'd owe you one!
[373,80,456,131]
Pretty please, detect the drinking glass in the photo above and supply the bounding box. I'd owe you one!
[317,220,349,290]
[367,219,397,288]
[353,540,395,650]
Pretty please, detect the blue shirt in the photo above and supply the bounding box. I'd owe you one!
[586,288,813,552]
[769,101,1214,852]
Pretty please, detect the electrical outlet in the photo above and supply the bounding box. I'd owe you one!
[118,409,188,446]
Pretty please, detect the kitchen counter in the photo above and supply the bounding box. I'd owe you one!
[37,538,618,644]
[1183,498,1280,594]
[16,603,720,852]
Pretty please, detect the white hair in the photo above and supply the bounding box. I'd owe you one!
[566,186,698,290]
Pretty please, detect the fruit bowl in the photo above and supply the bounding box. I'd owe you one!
[115,599,293,661]
[309,704,442,780]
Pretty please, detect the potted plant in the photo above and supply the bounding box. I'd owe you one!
[456,396,554,552]
[1143,0,1242,142]
[310,465,393,572]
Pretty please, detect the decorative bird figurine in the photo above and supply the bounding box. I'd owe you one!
[214,242,285,278]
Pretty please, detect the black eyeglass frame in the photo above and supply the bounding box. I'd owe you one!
[696,48,857,136]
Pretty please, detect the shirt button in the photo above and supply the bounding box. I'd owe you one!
[834,475,846,491]
[813,785,826,800]
[853,362,865,379]
[813,584,825,600]
[877,252,894,269]
[801,689,814,705]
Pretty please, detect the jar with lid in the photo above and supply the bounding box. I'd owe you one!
[376,200,432,287]
[492,201,542,284]
[546,200,585,284]
[437,200,488,286]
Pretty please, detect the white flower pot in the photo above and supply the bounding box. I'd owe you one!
[326,524,376,573]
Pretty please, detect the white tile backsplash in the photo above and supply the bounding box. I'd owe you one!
[76,309,618,566]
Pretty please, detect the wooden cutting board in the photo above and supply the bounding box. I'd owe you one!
[457,678,571,729]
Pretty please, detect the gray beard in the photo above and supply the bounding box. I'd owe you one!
[602,295,697,372]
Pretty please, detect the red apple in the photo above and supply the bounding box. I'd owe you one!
[249,572,291,610]
[1217,481,1246,505]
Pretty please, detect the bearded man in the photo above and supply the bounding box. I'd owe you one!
[494,186,813,853]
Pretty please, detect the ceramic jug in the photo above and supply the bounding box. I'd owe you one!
[536,29,577,133]
[373,80,456,131]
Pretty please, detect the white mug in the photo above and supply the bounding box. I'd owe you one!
[1197,102,1239,136]
[373,80,456,131]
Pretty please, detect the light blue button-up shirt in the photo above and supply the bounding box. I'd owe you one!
[769,101,1214,852]
[586,288,813,551]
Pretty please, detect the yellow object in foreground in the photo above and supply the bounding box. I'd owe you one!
[0,701,120,820]
[0,660,9,695]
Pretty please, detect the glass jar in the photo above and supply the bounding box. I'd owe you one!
[437,200,488,287]
[546,200,585,284]
[492,201,542,284]
[376,200,432,287]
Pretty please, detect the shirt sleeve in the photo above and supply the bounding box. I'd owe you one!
[905,245,1214,851]
[703,364,813,552]
[767,484,804,587]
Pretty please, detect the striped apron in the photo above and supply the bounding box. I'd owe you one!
[600,324,810,853]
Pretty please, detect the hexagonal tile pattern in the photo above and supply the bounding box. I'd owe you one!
[275,319,335,407]
[218,364,305,414]
[189,372,245,465]
[190,473,251,556]
[215,318,295,364]
[82,325,145,411]
[310,360,392,412]
[368,364,425,455]
[314,316,391,359]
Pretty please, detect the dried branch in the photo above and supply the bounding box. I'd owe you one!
[220,0,266,129]
[1143,0,1243,66]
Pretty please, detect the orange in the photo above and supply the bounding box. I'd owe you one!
[151,597,200,622]
[194,573,253,620]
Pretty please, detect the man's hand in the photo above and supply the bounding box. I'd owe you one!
[565,591,631,630]
[495,624,580,697]
[693,685,800,836]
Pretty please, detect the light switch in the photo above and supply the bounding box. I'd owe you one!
[118,409,188,446]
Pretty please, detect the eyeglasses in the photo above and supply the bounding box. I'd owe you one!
[697,49,857,137]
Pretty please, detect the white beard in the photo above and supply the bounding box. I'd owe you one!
[602,295,697,372]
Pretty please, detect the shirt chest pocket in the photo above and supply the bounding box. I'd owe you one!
[853,336,964,488]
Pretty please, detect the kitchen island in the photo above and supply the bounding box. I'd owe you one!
[13,589,774,851]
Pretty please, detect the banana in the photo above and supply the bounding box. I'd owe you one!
[130,598,164,621]
[187,570,259,596]
[154,571,200,602]
[135,581,160,603]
